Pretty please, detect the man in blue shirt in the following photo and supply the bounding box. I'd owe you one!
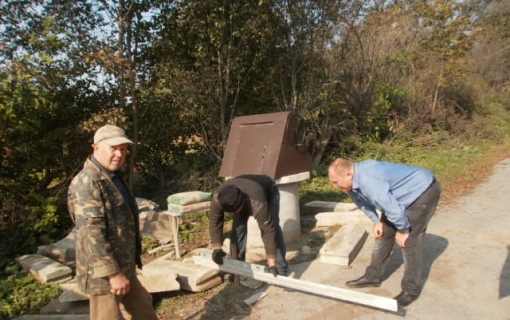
[328,158,441,308]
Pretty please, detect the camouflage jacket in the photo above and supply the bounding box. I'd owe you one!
[68,158,142,295]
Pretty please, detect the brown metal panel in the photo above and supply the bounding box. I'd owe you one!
[219,111,312,179]
[274,113,311,178]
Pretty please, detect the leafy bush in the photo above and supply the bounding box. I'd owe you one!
[141,236,160,253]
[0,194,67,274]
[0,271,60,320]
[178,211,210,243]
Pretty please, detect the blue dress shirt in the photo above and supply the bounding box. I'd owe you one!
[348,160,434,232]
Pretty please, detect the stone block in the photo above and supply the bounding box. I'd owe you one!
[58,280,89,302]
[142,255,221,292]
[319,225,368,266]
[57,273,181,302]
[16,254,73,283]
[315,210,371,227]
[304,201,358,213]
[37,229,76,263]
[39,298,89,316]
[138,274,180,293]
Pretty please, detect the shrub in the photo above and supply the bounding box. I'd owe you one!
[0,271,60,320]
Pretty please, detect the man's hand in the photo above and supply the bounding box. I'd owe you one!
[396,231,410,248]
[109,272,130,296]
[266,266,278,277]
[212,249,226,265]
[372,222,384,238]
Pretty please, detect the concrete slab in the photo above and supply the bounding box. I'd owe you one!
[39,298,89,316]
[319,225,368,266]
[142,253,221,292]
[37,229,76,263]
[58,289,88,302]
[16,254,73,283]
[304,201,358,213]
[138,274,180,293]
[57,280,88,303]
[57,274,181,302]
[315,210,372,227]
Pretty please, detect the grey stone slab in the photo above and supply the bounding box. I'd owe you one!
[40,298,90,316]
[58,281,89,302]
[16,254,73,283]
[304,201,358,213]
[315,210,372,227]
[138,274,180,293]
[57,273,181,302]
[142,254,221,292]
[58,289,89,302]
[319,225,368,266]
[37,229,76,263]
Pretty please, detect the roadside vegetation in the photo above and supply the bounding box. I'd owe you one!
[1,0,510,319]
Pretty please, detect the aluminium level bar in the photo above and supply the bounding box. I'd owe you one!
[193,253,398,312]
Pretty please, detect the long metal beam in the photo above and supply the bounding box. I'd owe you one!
[193,253,398,312]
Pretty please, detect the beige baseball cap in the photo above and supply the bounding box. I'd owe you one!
[93,124,133,146]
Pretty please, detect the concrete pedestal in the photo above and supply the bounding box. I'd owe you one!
[247,172,310,249]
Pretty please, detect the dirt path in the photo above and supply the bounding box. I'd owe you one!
[243,159,510,320]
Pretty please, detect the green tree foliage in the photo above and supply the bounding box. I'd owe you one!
[263,0,343,166]
[467,0,510,94]
[325,0,475,148]
[152,1,275,154]
[0,0,120,269]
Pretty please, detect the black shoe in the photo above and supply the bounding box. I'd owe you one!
[277,268,288,276]
[394,291,419,307]
[346,276,381,288]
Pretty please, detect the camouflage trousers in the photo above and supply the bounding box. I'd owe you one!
[89,277,158,320]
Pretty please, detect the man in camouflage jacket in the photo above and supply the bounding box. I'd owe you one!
[68,124,158,320]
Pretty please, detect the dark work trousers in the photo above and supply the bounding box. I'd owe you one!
[364,178,442,296]
[231,185,288,274]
